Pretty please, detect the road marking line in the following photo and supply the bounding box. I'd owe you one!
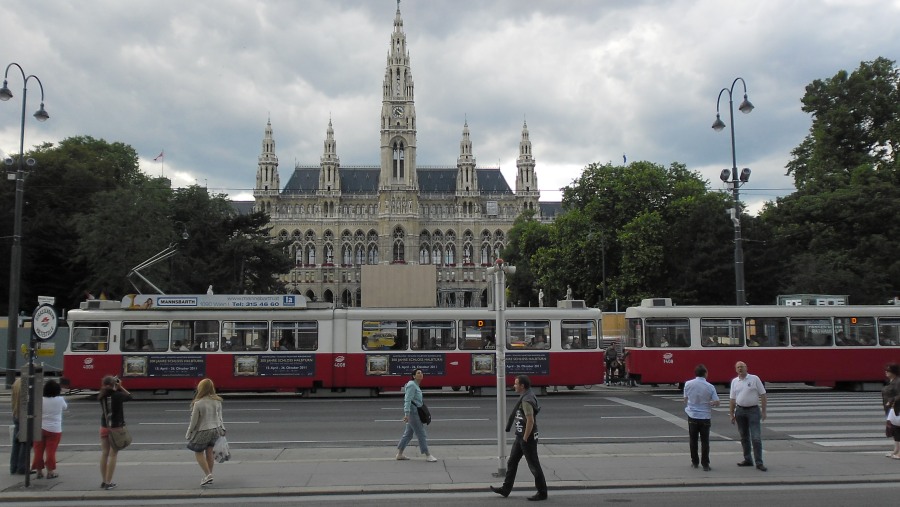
[606,396,731,440]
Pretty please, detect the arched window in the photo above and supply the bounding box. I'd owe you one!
[393,226,405,262]
[420,244,430,264]
[368,244,379,264]
[306,244,316,265]
[392,140,405,179]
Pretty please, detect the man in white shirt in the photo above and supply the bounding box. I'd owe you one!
[729,361,768,471]
[684,364,720,471]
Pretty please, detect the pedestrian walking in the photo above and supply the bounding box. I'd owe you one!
[881,363,900,457]
[881,363,900,415]
[491,374,548,501]
[395,369,437,462]
[9,378,29,475]
[887,395,900,459]
[729,361,768,471]
[31,380,67,479]
[683,364,720,471]
[185,378,225,486]
[98,375,132,490]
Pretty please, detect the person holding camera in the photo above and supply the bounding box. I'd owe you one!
[98,375,131,490]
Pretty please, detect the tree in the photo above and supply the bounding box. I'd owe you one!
[532,161,735,307]
[786,57,900,192]
[0,136,148,311]
[501,209,552,307]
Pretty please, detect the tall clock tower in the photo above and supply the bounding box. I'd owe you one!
[379,2,417,191]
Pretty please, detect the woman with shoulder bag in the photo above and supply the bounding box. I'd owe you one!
[395,369,437,462]
[98,375,132,490]
[185,378,225,486]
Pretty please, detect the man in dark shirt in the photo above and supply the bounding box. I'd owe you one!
[490,375,548,501]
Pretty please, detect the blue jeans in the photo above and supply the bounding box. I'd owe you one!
[397,408,429,455]
[735,405,763,464]
[688,417,711,466]
[502,435,547,495]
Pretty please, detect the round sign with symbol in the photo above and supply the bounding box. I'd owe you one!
[32,304,58,342]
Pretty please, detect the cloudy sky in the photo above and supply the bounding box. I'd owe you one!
[2,0,898,214]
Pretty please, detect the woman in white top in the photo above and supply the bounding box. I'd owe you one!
[32,380,68,479]
[185,378,225,486]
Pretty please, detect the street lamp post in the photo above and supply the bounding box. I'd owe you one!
[2,63,49,389]
[712,77,753,306]
[486,258,515,477]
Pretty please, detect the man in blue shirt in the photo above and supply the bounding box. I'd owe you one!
[683,364,720,471]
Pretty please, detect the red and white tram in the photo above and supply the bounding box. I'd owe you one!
[624,298,900,388]
[62,294,605,394]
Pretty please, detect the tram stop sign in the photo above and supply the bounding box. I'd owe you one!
[32,304,59,342]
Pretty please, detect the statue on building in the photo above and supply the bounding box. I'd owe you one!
[566,285,573,300]
[538,289,544,308]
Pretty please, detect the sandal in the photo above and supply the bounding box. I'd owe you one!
[33,470,44,479]
[47,471,58,479]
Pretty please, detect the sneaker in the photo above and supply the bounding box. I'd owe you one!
[395,453,409,460]
[425,455,438,462]
[100,482,108,489]
[105,483,117,490]
[703,465,711,472]
[201,474,214,485]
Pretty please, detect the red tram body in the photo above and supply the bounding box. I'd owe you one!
[624,299,900,388]
[62,294,605,393]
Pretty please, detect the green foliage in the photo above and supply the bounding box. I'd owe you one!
[0,136,292,312]
[787,57,900,192]
[505,160,735,308]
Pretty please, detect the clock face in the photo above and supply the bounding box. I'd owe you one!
[393,106,403,118]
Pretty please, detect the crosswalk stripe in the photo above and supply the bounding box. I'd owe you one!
[655,390,891,449]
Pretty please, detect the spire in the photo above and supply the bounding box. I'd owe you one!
[457,120,478,193]
[254,119,280,209]
[319,118,341,193]
[515,119,538,195]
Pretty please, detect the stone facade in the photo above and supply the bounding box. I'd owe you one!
[253,3,559,307]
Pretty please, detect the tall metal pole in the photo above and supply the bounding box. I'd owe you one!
[492,262,507,476]
[713,77,753,306]
[727,91,746,306]
[3,63,49,388]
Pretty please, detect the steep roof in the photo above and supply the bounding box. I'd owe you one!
[282,166,514,195]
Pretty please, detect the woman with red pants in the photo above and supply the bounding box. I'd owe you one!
[31,380,67,479]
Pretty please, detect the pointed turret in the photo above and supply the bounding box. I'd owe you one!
[318,118,341,194]
[254,119,280,214]
[515,120,539,214]
[456,120,478,193]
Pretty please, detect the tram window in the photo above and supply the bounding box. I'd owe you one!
[700,319,744,347]
[459,319,497,350]
[834,317,876,346]
[789,318,833,346]
[508,320,551,350]
[71,321,110,352]
[172,320,219,352]
[222,321,269,351]
[745,317,788,347]
[362,320,408,350]
[562,320,597,349]
[644,319,689,348]
[122,321,168,352]
[625,319,643,348]
[411,320,455,350]
[272,321,318,351]
[878,318,900,346]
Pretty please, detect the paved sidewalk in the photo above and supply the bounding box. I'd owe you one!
[2,440,897,502]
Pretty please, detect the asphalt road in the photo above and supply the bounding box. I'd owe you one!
[9,384,886,453]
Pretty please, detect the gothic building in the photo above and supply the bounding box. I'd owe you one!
[253,3,559,307]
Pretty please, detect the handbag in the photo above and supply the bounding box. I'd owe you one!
[108,426,133,450]
[213,435,231,463]
[103,397,132,450]
[416,402,431,425]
